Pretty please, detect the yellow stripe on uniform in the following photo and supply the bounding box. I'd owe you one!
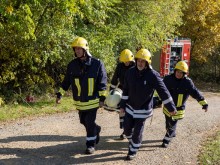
[199,100,208,106]
[163,107,185,120]
[73,98,100,110]
[99,90,107,97]
[75,79,81,96]
[177,94,183,107]
[163,107,171,117]
[58,88,65,95]
[88,78,94,96]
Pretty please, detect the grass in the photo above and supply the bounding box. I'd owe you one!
[0,96,74,122]
[198,131,220,165]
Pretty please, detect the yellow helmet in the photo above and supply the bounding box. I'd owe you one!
[119,49,134,63]
[135,49,152,64]
[175,61,188,73]
[71,37,89,50]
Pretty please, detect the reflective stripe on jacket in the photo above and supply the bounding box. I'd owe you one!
[61,57,107,110]
[163,74,208,119]
[120,67,176,117]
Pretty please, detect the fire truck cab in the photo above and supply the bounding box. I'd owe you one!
[152,38,191,77]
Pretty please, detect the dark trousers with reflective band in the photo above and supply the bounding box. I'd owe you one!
[119,113,124,129]
[78,108,99,148]
[124,113,146,155]
[163,115,178,144]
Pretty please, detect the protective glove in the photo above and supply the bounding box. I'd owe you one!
[99,101,104,108]
[55,92,62,104]
[202,104,208,112]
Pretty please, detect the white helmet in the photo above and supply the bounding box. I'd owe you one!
[105,88,122,108]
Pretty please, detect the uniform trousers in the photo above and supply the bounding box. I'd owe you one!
[78,108,100,148]
[163,115,178,144]
[124,113,147,155]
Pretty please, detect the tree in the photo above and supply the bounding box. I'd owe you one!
[0,0,183,102]
[0,0,78,100]
[179,0,220,63]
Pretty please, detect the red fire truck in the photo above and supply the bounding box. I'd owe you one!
[152,38,191,77]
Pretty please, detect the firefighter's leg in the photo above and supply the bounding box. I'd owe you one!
[119,112,124,129]
[126,118,146,160]
[162,115,178,148]
[119,112,125,140]
[78,108,100,154]
[123,112,134,143]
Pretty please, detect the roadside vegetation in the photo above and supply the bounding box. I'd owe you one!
[198,131,220,165]
[0,95,73,122]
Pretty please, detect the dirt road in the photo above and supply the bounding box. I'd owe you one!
[0,92,220,165]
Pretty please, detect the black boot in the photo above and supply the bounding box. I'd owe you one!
[119,133,126,140]
[85,147,95,154]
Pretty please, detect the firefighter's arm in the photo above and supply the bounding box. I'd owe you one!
[154,74,177,115]
[55,63,72,104]
[97,61,108,107]
[110,64,120,90]
[119,71,129,109]
[188,79,208,112]
[199,98,208,112]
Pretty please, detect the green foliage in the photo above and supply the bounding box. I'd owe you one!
[178,0,220,83]
[0,0,77,101]
[0,0,183,102]
[179,0,220,63]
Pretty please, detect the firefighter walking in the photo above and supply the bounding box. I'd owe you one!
[162,61,208,148]
[109,49,135,140]
[120,48,177,160]
[56,37,107,154]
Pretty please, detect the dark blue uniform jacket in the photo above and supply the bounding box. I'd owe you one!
[120,67,176,118]
[110,62,135,90]
[163,74,208,111]
[61,57,107,110]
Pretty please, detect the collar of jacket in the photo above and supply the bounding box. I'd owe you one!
[172,72,187,81]
[78,56,92,66]
[135,66,149,77]
[85,56,92,66]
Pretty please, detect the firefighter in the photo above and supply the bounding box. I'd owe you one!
[120,48,177,160]
[162,61,208,148]
[109,49,135,140]
[56,37,107,154]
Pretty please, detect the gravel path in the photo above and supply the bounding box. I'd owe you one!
[0,92,220,165]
